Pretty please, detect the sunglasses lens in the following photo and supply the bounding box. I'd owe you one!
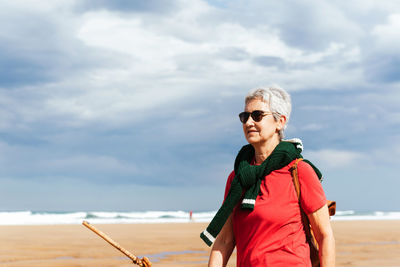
[239,112,250,123]
[251,110,264,122]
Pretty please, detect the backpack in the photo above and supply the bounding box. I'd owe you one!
[290,158,336,267]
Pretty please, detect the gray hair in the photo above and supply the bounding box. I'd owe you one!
[245,86,292,139]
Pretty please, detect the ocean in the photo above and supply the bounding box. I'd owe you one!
[0,210,400,225]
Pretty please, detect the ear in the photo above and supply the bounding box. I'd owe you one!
[276,115,287,131]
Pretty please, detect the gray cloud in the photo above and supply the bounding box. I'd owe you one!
[0,3,130,88]
[361,13,400,83]
[75,0,179,14]
[363,54,400,83]
[253,56,286,69]
[217,47,250,61]
[218,0,364,50]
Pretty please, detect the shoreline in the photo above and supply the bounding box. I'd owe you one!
[1,218,400,227]
[2,210,400,225]
[0,221,399,266]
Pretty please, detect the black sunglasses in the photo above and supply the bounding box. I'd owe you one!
[238,110,272,123]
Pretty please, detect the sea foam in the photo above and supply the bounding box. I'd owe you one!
[0,210,216,225]
[0,210,399,225]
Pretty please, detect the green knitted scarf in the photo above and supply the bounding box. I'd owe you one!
[200,140,322,246]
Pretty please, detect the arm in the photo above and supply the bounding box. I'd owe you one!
[208,214,235,267]
[308,204,335,267]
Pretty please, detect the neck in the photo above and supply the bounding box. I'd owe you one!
[253,137,281,165]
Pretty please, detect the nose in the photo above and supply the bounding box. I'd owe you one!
[244,115,256,126]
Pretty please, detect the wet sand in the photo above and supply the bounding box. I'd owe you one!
[0,220,399,266]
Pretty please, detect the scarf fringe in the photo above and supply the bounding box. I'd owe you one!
[200,230,215,247]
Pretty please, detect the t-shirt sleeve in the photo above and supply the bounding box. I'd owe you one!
[224,170,236,201]
[298,161,327,214]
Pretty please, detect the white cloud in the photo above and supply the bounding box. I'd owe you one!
[301,123,325,131]
[371,13,400,52]
[305,149,366,169]
[0,0,381,130]
[300,105,359,113]
[0,140,138,180]
[0,0,397,130]
[44,154,138,176]
[371,143,400,165]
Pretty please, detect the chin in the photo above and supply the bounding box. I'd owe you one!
[246,137,260,145]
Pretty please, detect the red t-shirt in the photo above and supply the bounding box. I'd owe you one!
[224,159,326,267]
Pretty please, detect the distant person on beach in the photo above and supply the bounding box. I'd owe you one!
[201,86,335,266]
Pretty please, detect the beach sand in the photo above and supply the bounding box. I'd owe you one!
[0,220,399,266]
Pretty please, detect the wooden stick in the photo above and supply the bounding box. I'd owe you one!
[82,221,152,267]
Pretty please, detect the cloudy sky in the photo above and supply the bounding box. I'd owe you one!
[1,0,399,212]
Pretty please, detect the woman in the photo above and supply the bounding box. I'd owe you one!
[202,86,335,266]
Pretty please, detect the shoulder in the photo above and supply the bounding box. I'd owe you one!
[297,160,318,176]
[227,170,235,181]
[296,160,327,214]
[295,160,323,189]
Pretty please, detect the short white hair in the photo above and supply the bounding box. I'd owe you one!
[245,86,292,139]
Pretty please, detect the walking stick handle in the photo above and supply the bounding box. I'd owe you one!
[82,221,152,267]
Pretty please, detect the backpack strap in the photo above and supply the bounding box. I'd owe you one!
[290,158,303,199]
[290,158,320,267]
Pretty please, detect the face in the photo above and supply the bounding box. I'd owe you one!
[242,98,286,146]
